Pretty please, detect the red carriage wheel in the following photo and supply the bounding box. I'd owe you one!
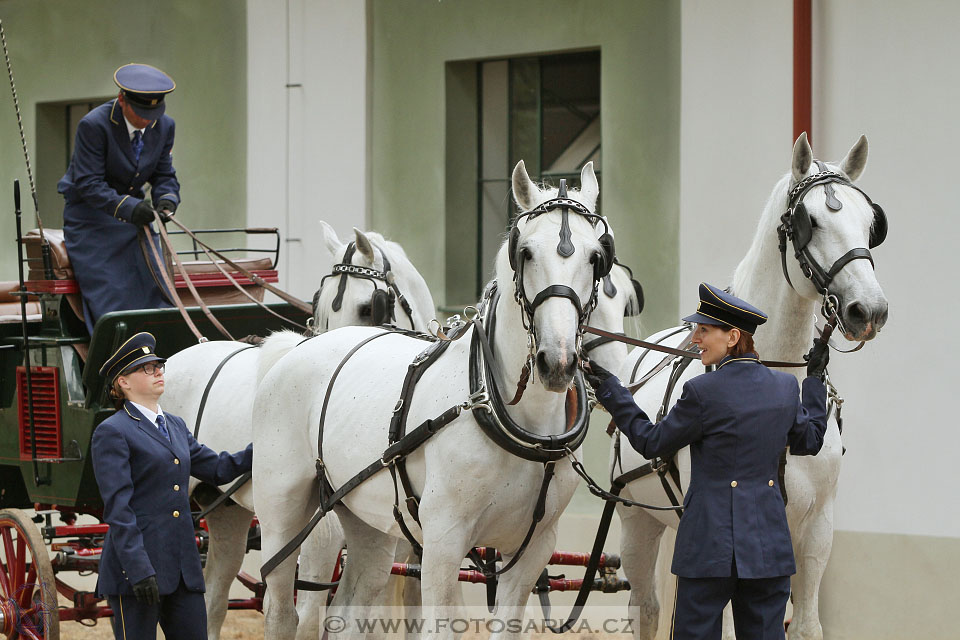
[0,509,59,640]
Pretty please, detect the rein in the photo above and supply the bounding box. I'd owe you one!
[580,325,814,369]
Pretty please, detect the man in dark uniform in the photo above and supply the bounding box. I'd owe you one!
[91,332,252,639]
[586,283,830,640]
[58,63,181,333]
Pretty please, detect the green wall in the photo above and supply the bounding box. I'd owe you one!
[0,0,246,277]
[370,0,681,333]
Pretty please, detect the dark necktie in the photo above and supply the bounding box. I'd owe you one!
[131,130,143,162]
[156,413,170,441]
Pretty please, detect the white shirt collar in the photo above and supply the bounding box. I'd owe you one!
[130,401,164,428]
[123,114,145,141]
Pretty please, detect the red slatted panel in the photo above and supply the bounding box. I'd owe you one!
[17,366,62,459]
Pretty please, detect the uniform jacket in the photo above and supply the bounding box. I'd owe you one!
[57,100,180,330]
[91,402,252,597]
[597,353,827,579]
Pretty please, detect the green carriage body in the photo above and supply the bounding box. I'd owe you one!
[0,290,307,512]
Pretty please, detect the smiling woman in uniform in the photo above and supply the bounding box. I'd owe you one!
[585,283,830,640]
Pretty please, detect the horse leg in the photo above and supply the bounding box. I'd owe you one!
[418,517,474,639]
[201,503,254,640]
[294,515,345,640]
[617,505,667,640]
[326,507,400,637]
[258,478,319,640]
[487,525,558,640]
[786,496,835,640]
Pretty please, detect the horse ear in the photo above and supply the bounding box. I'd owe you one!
[320,220,344,256]
[839,134,868,181]
[353,227,376,263]
[579,161,599,212]
[512,160,539,211]
[792,132,813,182]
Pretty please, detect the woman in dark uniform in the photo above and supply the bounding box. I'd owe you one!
[585,283,830,640]
[91,332,252,640]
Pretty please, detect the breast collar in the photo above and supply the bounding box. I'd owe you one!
[715,353,760,370]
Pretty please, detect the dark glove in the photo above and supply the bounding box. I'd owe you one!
[130,201,157,226]
[804,336,830,380]
[584,359,614,390]
[132,575,160,605]
[155,199,177,222]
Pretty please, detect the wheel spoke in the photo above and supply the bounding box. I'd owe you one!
[0,559,11,595]
[0,528,14,595]
[19,561,38,610]
[14,531,27,591]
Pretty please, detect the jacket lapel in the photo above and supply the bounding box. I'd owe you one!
[109,100,138,166]
[124,402,177,455]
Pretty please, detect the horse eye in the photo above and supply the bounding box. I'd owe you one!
[521,247,532,262]
[809,216,819,229]
[357,303,372,318]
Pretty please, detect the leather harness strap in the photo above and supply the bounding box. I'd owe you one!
[155,218,236,340]
[193,346,258,438]
[166,216,313,314]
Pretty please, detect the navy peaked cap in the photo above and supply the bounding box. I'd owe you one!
[99,332,166,382]
[114,63,175,119]
[682,283,768,334]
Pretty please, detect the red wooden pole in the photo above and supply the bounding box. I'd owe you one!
[793,0,812,144]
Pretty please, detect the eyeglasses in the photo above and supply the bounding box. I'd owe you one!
[136,362,165,376]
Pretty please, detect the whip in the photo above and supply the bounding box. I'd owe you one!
[1,18,53,278]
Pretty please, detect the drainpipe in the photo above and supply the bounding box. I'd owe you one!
[793,0,812,144]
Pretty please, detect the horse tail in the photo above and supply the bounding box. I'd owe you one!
[257,330,305,385]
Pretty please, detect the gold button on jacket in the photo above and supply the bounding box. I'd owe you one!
[768,480,775,486]
[173,510,180,518]
[174,458,180,464]
[173,484,180,491]
[730,480,738,488]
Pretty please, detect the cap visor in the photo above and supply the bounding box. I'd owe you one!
[128,100,165,121]
[682,312,732,328]
[117,354,166,377]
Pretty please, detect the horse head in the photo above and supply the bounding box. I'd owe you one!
[314,222,433,333]
[506,160,611,392]
[780,133,889,341]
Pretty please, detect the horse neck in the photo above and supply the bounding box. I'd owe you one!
[490,282,568,431]
[732,178,817,374]
[385,251,436,332]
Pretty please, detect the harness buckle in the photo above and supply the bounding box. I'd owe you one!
[393,399,404,414]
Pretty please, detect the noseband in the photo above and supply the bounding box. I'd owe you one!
[777,163,887,316]
[316,242,415,330]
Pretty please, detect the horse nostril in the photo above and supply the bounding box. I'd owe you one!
[845,302,869,327]
[535,351,554,381]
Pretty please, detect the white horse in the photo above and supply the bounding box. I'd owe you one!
[614,134,888,640]
[162,222,435,640]
[252,161,630,639]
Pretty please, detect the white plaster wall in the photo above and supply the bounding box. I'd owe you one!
[246,0,368,299]
[681,0,960,539]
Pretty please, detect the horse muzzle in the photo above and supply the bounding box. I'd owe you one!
[536,348,577,393]
[842,298,889,341]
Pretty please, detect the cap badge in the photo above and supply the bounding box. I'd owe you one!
[142,346,150,354]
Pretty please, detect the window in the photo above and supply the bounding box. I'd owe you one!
[476,51,601,297]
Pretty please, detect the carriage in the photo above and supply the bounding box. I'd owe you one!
[0,217,309,638]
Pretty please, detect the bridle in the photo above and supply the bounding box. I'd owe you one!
[314,241,415,332]
[777,161,887,325]
[508,179,614,365]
